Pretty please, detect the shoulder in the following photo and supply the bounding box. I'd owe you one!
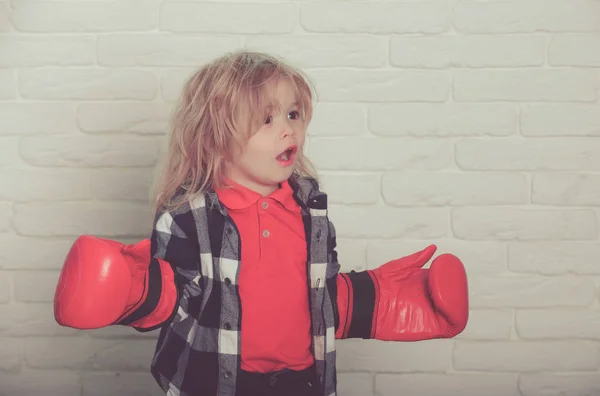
[154,186,208,231]
[160,186,207,213]
[290,174,326,198]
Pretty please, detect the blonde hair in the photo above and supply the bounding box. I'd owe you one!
[152,50,318,213]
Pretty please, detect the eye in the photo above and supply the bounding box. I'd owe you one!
[265,115,272,124]
[288,111,300,120]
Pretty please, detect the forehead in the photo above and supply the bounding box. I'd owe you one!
[261,77,300,109]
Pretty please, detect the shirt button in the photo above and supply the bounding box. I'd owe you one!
[262,229,270,238]
[224,371,232,379]
[224,323,231,330]
[261,201,268,209]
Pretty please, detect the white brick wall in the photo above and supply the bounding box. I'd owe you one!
[1,1,599,395]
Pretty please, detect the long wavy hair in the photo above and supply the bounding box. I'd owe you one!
[152,51,319,213]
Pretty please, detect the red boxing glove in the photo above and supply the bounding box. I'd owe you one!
[54,235,177,331]
[335,245,469,341]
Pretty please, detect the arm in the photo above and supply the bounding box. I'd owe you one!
[53,200,199,332]
[128,202,202,331]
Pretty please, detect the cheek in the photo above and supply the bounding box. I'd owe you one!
[244,139,273,162]
[296,130,306,148]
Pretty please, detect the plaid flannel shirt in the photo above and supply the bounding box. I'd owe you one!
[148,176,341,396]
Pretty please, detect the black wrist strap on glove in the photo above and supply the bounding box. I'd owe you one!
[117,258,163,327]
[344,270,378,339]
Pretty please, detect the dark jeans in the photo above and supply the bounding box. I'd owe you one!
[236,365,320,396]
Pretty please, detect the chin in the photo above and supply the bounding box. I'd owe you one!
[264,174,290,188]
[280,168,295,180]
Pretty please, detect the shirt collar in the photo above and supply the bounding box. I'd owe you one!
[215,179,299,213]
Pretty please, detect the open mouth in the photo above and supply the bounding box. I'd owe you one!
[276,145,297,162]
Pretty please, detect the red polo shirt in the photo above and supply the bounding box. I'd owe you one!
[215,179,314,373]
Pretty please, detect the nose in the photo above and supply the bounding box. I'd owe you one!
[279,120,295,139]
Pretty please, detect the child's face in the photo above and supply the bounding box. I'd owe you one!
[225,78,306,196]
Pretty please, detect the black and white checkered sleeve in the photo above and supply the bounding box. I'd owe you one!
[149,202,202,326]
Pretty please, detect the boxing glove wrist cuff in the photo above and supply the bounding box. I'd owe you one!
[117,258,176,330]
[337,270,379,339]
